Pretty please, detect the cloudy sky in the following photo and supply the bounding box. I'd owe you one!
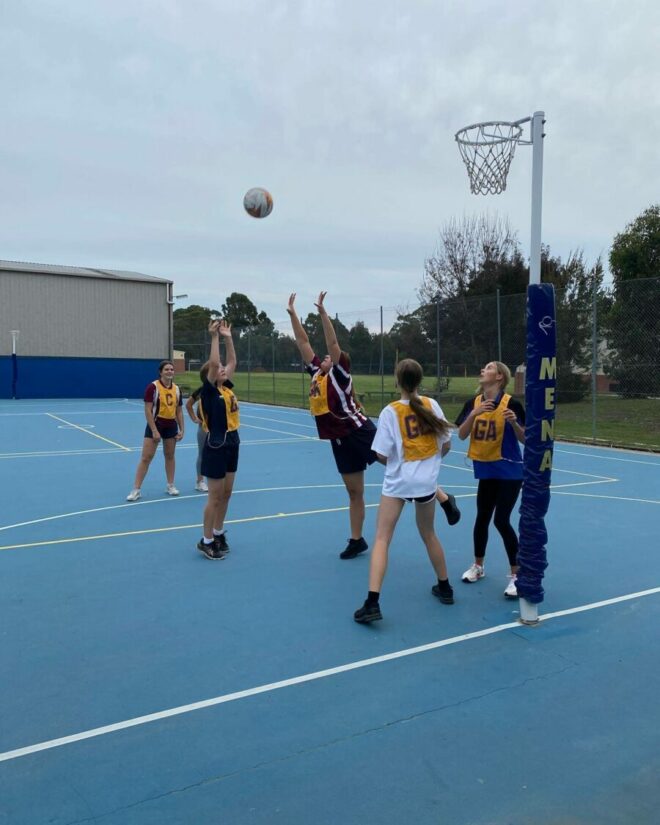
[1,0,658,330]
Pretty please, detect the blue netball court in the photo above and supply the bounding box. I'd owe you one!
[1,397,659,824]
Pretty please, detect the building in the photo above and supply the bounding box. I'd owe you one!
[0,260,175,398]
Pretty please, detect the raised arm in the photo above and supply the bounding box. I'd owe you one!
[219,320,237,380]
[314,291,341,364]
[207,319,221,385]
[286,293,314,364]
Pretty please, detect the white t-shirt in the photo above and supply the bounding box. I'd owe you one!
[372,398,452,498]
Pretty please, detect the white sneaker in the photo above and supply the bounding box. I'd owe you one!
[504,575,519,599]
[461,563,485,583]
[166,484,180,496]
[195,480,208,492]
[126,489,141,502]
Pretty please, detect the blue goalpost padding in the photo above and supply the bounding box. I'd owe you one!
[517,283,556,603]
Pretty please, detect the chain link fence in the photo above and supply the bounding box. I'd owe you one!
[174,277,660,450]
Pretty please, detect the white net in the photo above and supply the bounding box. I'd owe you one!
[455,121,523,195]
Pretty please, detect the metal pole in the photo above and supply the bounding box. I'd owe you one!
[496,287,502,361]
[518,110,548,626]
[301,316,306,409]
[167,284,174,358]
[380,306,384,408]
[272,332,276,405]
[11,330,19,399]
[529,111,545,285]
[247,328,251,402]
[591,273,598,442]
[436,299,440,392]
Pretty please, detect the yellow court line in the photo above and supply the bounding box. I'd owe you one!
[45,413,131,452]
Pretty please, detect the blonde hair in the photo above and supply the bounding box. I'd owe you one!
[492,361,511,390]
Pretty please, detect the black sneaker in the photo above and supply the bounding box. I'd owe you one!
[340,537,368,560]
[214,532,229,553]
[432,581,455,604]
[197,539,225,560]
[440,494,461,526]
[354,601,382,623]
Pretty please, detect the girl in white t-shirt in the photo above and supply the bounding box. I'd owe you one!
[354,359,455,623]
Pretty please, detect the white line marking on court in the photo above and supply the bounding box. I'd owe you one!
[240,413,318,430]
[1,587,657,764]
[549,479,618,490]
[0,448,123,459]
[240,422,318,440]
[45,413,131,452]
[555,447,660,465]
[552,492,659,505]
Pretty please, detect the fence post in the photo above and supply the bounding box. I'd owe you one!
[436,299,441,391]
[301,316,306,408]
[272,332,276,405]
[380,305,384,408]
[247,328,251,403]
[591,274,598,442]
[496,287,502,362]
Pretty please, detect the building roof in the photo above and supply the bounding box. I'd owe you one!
[0,259,172,285]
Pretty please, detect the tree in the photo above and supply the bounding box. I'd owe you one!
[606,205,660,397]
[419,213,521,302]
[172,304,222,365]
[221,293,260,330]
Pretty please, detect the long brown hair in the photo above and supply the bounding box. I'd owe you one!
[395,359,451,437]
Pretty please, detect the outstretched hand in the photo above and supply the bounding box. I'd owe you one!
[218,319,232,337]
[208,318,221,335]
[287,293,296,315]
[314,291,328,313]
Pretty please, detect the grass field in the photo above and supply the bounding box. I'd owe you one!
[177,370,660,451]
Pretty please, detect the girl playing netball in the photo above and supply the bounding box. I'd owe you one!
[287,292,377,559]
[126,360,184,501]
[456,361,526,598]
[196,319,240,560]
[354,359,455,623]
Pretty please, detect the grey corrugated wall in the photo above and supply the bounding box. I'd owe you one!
[1,271,169,358]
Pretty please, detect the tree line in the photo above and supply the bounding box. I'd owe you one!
[174,205,659,400]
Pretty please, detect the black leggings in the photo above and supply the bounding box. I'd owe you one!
[473,478,522,567]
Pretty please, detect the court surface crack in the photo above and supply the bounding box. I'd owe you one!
[63,663,576,825]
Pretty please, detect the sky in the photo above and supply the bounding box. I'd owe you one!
[1,0,658,332]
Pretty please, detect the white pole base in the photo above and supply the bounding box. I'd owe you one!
[518,598,540,625]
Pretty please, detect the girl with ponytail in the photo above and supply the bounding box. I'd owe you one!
[354,359,456,623]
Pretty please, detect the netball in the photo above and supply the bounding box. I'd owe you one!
[243,187,273,218]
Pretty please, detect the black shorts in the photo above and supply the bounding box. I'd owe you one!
[330,422,377,475]
[144,421,178,440]
[200,433,240,479]
[404,492,436,504]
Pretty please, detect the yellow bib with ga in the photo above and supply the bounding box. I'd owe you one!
[220,385,240,431]
[391,397,439,462]
[467,393,511,462]
[153,380,179,420]
[309,371,330,417]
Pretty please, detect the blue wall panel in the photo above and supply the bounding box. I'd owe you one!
[0,356,163,399]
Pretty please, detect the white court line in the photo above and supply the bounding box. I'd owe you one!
[1,586,658,764]
[552,492,660,505]
[0,448,123,459]
[45,414,131,452]
[554,447,660,466]
[0,436,323,460]
[0,483,482,534]
[241,413,317,430]
[240,422,318,440]
[549,479,618,491]
[0,483,387,533]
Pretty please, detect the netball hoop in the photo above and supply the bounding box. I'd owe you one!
[455,111,553,626]
[455,121,526,196]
